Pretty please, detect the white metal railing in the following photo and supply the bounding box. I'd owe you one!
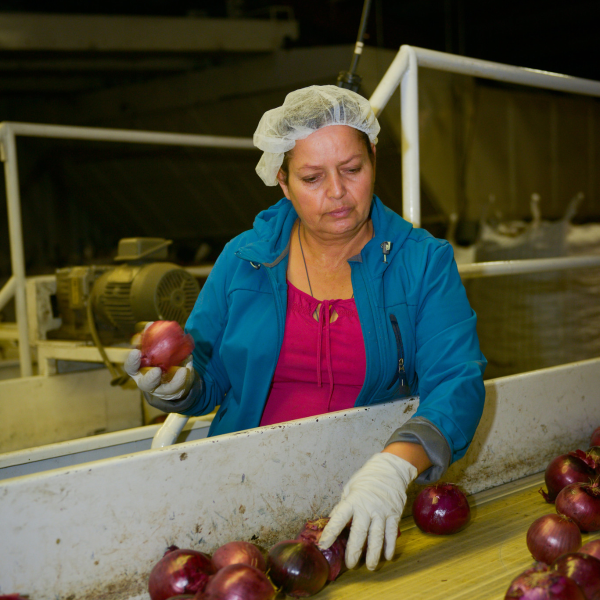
[0,121,257,377]
[3,48,600,382]
[369,45,600,227]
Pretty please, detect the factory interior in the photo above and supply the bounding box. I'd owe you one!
[1,2,600,599]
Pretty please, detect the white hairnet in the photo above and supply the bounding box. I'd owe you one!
[253,85,380,186]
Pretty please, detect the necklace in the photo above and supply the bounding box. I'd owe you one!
[297,222,353,300]
[298,222,315,297]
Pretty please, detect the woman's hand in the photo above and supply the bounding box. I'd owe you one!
[318,452,418,570]
[124,350,195,401]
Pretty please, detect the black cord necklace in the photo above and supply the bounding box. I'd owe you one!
[297,222,354,300]
[298,222,314,298]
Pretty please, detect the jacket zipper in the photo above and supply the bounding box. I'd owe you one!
[387,313,406,389]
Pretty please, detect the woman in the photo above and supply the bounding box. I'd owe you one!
[125,85,486,571]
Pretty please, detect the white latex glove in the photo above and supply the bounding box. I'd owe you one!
[319,452,418,571]
[124,350,194,401]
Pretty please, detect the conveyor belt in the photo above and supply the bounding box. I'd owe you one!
[317,473,600,600]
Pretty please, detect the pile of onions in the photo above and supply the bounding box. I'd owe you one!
[139,321,195,373]
[540,451,597,503]
[148,547,215,600]
[296,518,348,581]
[526,514,582,564]
[504,568,586,600]
[211,540,266,572]
[267,540,330,597]
[201,564,276,600]
[412,483,471,535]
[555,482,600,532]
[553,553,600,599]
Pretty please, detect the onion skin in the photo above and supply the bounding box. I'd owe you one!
[526,514,582,564]
[200,563,276,600]
[540,451,597,503]
[587,447,600,470]
[267,540,330,598]
[580,540,600,561]
[148,548,215,600]
[296,518,348,581]
[211,541,266,572]
[553,552,600,599]
[140,321,195,373]
[591,427,600,449]
[412,483,471,535]
[556,482,600,532]
[504,569,586,600]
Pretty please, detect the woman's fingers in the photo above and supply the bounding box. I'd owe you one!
[137,367,162,392]
[319,500,353,550]
[365,514,385,570]
[123,349,141,377]
[344,507,370,569]
[383,514,401,561]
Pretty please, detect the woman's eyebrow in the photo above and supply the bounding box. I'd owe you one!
[297,154,363,171]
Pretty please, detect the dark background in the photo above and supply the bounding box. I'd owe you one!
[1,0,598,277]
[1,0,598,80]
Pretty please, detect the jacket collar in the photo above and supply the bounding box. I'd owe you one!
[236,195,414,277]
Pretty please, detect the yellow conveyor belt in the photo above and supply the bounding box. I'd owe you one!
[317,473,600,600]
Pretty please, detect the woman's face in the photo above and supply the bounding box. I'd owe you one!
[277,125,375,240]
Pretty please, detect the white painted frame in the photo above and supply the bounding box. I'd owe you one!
[0,122,257,376]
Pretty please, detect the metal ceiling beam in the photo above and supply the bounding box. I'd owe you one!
[0,13,299,53]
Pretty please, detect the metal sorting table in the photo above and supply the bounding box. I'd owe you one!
[1,358,599,600]
[319,473,600,600]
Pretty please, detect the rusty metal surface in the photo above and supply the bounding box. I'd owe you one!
[0,399,417,600]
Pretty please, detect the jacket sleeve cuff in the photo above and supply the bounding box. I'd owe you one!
[385,416,451,484]
[143,372,204,414]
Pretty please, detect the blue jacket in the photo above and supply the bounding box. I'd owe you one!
[178,195,486,482]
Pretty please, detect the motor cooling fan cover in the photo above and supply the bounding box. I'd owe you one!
[91,262,200,332]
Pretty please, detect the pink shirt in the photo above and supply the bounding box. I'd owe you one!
[260,281,367,426]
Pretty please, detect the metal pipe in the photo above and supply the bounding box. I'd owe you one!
[400,47,421,227]
[414,47,600,97]
[151,413,190,449]
[348,0,372,75]
[1,125,33,376]
[458,255,600,279]
[185,265,214,278]
[0,275,16,312]
[369,46,409,117]
[5,122,256,149]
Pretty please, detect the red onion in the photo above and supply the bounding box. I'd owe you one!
[556,482,600,532]
[526,514,582,564]
[591,427,600,448]
[201,563,276,600]
[553,552,600,599]
[296,518,348,581]
[580,539,600,561]
[267,540,330,598]
[140,321,195,373]
[412,483,471,535]
[148,547,215,600]
[504,568,586,599]
[0,596,30,600]
[540,451,597,503]
[211,540,266,572]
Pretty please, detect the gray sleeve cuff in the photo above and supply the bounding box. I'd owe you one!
[385,416,451,484]
[143,371,203,414]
